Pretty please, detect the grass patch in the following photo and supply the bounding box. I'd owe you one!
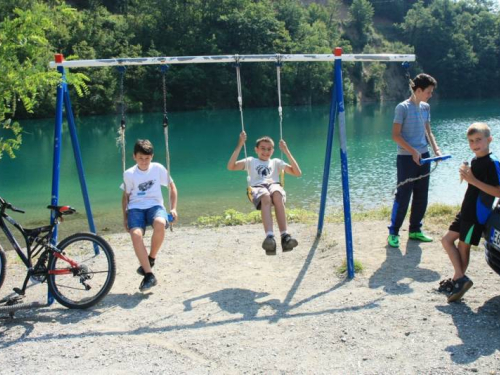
[194,208,317,227]
[425,203,459,227]
[194,203,460,229]
[337,258,364,274]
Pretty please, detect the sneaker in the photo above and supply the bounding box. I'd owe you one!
[139,273,157,292]
[387,234,400,248]
[447,276,473,303]
[262,235,277,256]
[137,256,156,276]
[409,231,433,242]
[281,234,298,252]
[437,278,454,294]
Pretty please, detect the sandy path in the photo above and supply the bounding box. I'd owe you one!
[1,220,500,374]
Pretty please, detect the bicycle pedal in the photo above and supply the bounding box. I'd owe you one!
[13,288,25,296]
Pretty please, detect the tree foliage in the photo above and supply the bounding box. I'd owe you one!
[1,0,500,158]
[399,0,500,98]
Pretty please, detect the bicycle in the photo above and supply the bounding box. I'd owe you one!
[0,196,116,316]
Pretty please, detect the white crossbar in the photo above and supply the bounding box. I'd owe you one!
[49,53,415,69]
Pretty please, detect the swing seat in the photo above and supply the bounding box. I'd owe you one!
[483,205,500,277]
[246,187,253,203]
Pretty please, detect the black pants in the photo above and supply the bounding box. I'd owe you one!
[388,153,431,236]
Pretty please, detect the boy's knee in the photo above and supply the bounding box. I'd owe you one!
[153,217,167,230]
[260,194,271,205]
[271,191,284,204]
[440,236,448,247]
[130,228,144,240]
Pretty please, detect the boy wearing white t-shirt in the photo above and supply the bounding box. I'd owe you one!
[122,139,178,291]
[228,132,302,255]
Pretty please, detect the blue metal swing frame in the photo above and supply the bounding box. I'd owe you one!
[49,54,97,304]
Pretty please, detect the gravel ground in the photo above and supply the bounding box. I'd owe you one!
[1,220,500,374]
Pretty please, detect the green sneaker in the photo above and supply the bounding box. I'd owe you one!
[387,234,400,248]
[409,231,433,242]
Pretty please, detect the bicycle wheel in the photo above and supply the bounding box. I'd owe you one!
[47,232,116,309]
[0,246,6,290]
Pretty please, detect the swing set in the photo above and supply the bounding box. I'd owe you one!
[49,49,416,279]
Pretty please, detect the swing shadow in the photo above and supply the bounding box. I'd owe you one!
[368,241,440,294]
[181,236,365,325]
[436,295,500,364]
[0,236,382,347]
[268,235,349,323]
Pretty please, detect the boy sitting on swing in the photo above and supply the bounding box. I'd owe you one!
[228,131,302,255]
[122,139,178,291]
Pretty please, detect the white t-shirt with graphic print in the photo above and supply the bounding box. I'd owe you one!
[243,157,289,186]
[123,162,172,210]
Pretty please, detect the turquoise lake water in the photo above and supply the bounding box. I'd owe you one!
[1,99,499,232]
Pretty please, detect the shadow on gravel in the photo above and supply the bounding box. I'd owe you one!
[0,234,383,345]
[0,306,102,349]
[183,289,279,320]
[99,292,150,310]
[368,241,440,294]
[436,295,500,364]
[0,292,149,348]
[182,235,382,326]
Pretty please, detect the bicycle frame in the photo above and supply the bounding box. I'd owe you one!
[0,208,52,271]
[0,204,79,302]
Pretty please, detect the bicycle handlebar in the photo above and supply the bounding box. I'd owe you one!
[0,196,25,214]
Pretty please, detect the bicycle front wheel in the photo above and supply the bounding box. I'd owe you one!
[0,246,6,290]
[48,233,116,309]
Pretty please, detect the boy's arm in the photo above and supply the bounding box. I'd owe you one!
[392,122,421,165]
[168,181,178,220]
[122,191,130,231]
[461,168,500,197]
[279,139,302,177]
[425,122,442,156]
[227,131,247,171]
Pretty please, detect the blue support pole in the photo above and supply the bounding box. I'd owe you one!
[48,63,65,305]
[334,47,355,279]
[63,85,97,237]
[317,55,338,236]
[51,66,65,243]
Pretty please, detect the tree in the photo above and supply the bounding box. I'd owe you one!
[349,0,374,35]
[0,2,88,159]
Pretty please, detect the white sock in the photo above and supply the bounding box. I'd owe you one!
[280,231,288,237]
[266,231,274,237]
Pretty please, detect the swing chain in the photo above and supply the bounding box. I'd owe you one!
[116,66,127,175]
[118,66,127,130]
[276,54,283,140]
[160,65,173,230]
[161,65,170,128]
[392,162,439,195]
[276,54,285,186]
[234,55,250,182]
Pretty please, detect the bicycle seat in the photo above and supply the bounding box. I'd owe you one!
[47,205,76,215]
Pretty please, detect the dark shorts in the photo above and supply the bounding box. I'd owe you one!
[127,205,169,232]
[251,183,286,210]
[449,212,484,246]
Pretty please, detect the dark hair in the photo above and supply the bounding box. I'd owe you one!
[411,73,437,92]
[134,139,154,155]
[255,136,274,148]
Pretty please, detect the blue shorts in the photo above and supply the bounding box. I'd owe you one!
[127,206,169,232]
